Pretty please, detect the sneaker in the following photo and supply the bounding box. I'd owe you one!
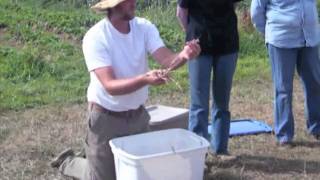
[276,141,295,148]
[50,148,75,168]
[215,153,238,161]
[207,149,237,162]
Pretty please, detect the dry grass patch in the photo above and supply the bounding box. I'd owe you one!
[1,79,320,180]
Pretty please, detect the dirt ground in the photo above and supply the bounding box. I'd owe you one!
[1,79,320,180]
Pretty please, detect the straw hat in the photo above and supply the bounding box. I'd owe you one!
[91,0,127,12]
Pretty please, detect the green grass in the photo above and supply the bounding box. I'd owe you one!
[0,0,93,110]
[0,0,278,110]
[1,2,320,180]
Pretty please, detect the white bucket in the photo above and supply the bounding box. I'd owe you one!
[109,128,209,180]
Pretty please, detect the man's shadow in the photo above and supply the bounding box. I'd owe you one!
[235,154,320,174]
[292,140,320,148]
[206,141,320,175]
[205,141,320,180]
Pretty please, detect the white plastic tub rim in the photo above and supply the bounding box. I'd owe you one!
[109,128,210,162]
[114,148,209,169]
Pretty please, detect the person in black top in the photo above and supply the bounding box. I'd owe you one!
[177,0,241,156]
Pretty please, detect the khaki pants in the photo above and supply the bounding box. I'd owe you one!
[59,104,150,180]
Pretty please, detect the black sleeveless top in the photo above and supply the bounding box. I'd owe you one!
[178,0,242,56]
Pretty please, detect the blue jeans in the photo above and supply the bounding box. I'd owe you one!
[268,44,320,143]
[188,53,238,154]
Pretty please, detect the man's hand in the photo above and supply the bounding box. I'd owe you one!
[143,69,169,86]
[179,39,201,60]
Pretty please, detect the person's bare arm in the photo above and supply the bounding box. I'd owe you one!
[94,67,166,96]
[151,47,181,69]
[176,6,188,32]
[152,40,200,71]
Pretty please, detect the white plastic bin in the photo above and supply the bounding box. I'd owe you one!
[109,129,209,180]
[147,105,189,131]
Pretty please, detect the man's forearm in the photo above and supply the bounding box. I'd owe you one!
[165,53,187,71]
[152,47,187,71]
[94,67,149,96]
[102,75,148,96]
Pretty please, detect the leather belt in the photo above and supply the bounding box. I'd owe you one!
[88,102,143,117]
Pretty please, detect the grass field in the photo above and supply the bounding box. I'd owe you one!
[1,0,320,179]
[2,79,320,180]
[0,0,269,110]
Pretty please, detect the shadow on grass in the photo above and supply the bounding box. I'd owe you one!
[205,170,247,180]
[292,141,320,148]
[207,153,320,174]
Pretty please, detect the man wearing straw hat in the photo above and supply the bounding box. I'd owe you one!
[50,0,200,180]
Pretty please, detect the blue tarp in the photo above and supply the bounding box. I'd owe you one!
[208,119,273,137]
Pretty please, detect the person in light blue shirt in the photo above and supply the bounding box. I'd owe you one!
[251,0,320,145]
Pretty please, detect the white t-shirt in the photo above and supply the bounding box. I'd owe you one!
[82,17,164,111]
